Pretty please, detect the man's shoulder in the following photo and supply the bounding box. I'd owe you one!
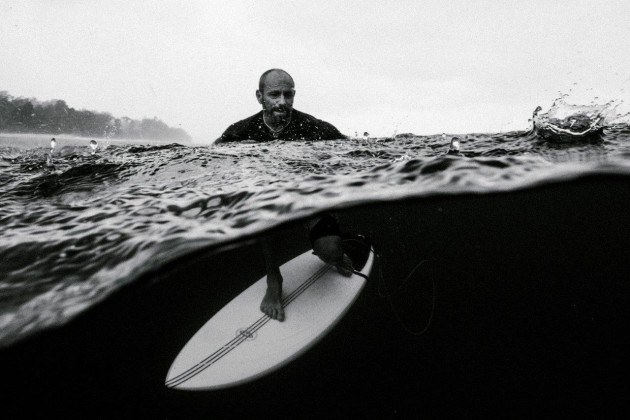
[231,111,263,127]
[216,112,265,143]
[290,109,346,140]
[292,109,328,125]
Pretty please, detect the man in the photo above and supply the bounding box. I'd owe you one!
[215,69,352,321]
[215,69,345,143]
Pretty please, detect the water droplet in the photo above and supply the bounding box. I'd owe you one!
[47,139,55,166]
[447,137,460,155]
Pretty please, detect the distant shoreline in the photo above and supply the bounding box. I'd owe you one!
[0,132,191,147]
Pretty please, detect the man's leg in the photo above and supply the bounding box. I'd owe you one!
[259,237,285,321]
[259,214,352,322]
[308,214,353,276]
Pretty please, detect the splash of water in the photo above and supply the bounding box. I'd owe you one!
[446,134,461,155]
[532,96,622,142]
[46,137,57,166]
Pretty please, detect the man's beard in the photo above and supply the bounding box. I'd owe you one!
[264,106,292,125]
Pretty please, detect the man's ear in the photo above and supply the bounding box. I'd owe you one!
[256,90,263,104]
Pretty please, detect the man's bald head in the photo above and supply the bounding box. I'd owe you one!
[256,68,296,125]
[258,69,294,93]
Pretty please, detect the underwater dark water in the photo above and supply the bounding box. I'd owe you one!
[1,103,630,416]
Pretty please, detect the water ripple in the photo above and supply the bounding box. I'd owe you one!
[1,125,630,347]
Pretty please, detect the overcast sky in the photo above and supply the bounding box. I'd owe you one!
[1,0,629,143]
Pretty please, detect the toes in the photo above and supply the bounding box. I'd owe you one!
[261,304,274,319]
[260,302,284,321]
[268,306,279,320]
[336,262,353,277]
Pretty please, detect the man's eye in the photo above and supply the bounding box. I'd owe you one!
[284,91,294,98]
[268,92,280,98]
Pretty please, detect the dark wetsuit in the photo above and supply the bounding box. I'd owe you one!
[215,109,345,143]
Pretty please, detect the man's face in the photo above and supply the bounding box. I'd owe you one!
[256,72,295,122]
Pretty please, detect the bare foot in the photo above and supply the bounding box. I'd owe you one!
[260,283,285,321]
[335,253,353,277]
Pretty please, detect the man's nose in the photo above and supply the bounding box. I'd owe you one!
[277,94,286,105]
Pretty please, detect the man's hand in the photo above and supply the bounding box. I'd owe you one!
[312,235,353,277]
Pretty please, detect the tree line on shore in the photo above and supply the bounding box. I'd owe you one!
[0,91,191,142]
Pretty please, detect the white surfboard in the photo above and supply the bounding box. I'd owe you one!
[165,246,374,391]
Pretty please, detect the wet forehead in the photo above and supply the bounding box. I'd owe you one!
[262,72,294,91]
